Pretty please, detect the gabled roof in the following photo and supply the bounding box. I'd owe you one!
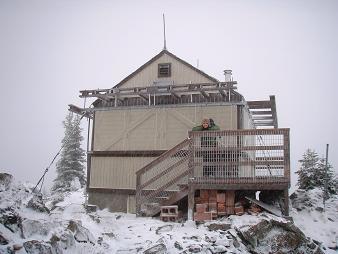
[113,49,219,88]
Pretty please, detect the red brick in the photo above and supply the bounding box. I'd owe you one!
[196,203,207,213]
[234,206,244,215]
[209,202,217,212]
[200,190,209,199]
[194,212,213,221]
[226,206,235,215]
[217,203,226,212]
[217,193,226,203]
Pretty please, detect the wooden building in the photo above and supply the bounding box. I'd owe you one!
[69,49,290,219]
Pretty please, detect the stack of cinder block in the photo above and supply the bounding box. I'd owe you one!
[160,205,179,222]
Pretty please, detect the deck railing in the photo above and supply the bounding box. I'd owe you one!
[188,128,290,187]
[136,128,290,216]
[135,138,191,216]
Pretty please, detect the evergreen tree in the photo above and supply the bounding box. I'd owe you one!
[52,113,86,192]
[296,149,336,195]
[296,149,319,190]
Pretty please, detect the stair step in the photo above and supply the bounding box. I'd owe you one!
[177,183,188,190]
[155,196,169,200]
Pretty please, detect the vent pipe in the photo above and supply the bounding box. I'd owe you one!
[224,70,232,82]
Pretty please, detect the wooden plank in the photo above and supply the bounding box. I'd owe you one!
[137,92,149,102]
[199,89,210,99]
[247,100,271,109]
[89,150,166,157]
[251,110,272,115]
[245,196,282,217]
[193,145,285,152]
[252,116,274,121]
[270,95,278,128]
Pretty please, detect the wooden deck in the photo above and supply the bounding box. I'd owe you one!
[136,128,290,217]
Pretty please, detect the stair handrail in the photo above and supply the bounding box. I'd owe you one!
[136,138,191,216]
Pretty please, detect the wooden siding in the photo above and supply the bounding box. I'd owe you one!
[89,156,156,189]
[93,105,238,151]
[120,53,215,89]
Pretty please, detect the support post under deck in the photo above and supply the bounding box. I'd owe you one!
[188,184,195,221]
[283,188,289,216]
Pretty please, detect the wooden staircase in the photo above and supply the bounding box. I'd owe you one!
[135,139,191,217]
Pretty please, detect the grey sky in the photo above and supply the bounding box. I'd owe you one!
[1,0,337,191]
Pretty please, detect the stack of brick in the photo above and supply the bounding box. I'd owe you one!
[194,190,217,221]
[194,190,236,221]
[248,203,262,215]
[225,190,235,215]
[234,202,244,215]
[217,192,226,216]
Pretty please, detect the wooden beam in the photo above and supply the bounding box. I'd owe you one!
[247,100,271,109]
[218,88,227,97]
[68,104,93,119]
[251,110,272,115]
[170,91,181,99]
[137,92,149,102]
[89,150,166,157]
[270,95,278,128]
[96,94,110,102]
[199,89,210,99]
[252,116,274,121]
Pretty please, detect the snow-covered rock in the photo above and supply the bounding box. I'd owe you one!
[21,219,59,238]
[0,173,13,192]
[23,240,53,254]
[67,220,96,244]
[0,174,337,254]
[26,194,50,213]
[290,188,338,249]
[236,218,325,254]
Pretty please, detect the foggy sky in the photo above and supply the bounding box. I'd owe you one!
[1,0,337,191]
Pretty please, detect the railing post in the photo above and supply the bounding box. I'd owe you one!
[135,173,141,216]
[187,133,194,221]
[283,129,290,185]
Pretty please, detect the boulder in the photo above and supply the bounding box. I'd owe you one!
[143,243,167,254]
[0,173,13,191]
[155,224,173,234]
[23,240,53,254]
[236,218,324,254]
[27,193,50,213]
[188,244,202,253]
[0,233,9,245]
[22,219,59,238]
[49,230,75,253]
[67,220,95,244]
[207,223,231,232]
[174,241,183,250]
[0,208,22,234]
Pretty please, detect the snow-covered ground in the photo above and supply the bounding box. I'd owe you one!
[290,188,338,249]
[0,174,337,253]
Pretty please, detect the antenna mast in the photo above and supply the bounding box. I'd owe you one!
[163,14,167,50]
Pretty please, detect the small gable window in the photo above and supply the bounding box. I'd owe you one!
[158,63,171,78]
